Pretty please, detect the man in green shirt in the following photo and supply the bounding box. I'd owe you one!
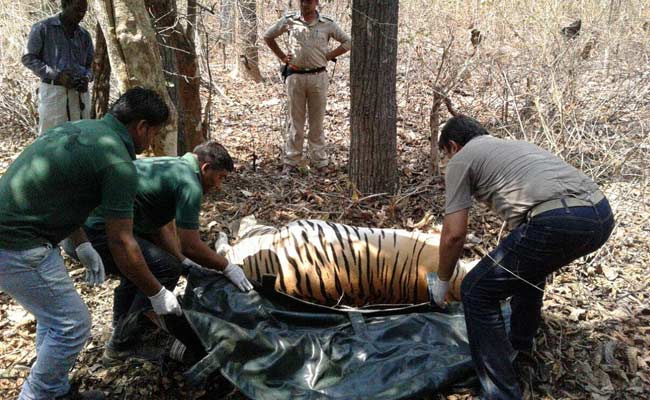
[0,87,174,400]
[64,140,253,365]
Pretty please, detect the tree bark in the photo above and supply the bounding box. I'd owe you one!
[349,0,399,194]
[239,0,262,82]
[144,0,204,154]
[90,22,111,119]
[177,0,205,152]
[144,0,181,149]
[231,0,262,82]
[92,0,178,156]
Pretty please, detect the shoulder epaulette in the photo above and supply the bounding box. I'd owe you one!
[283,11,300,19]
[320,14,334,22]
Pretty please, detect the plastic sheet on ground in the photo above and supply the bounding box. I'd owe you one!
[166,267,482,400]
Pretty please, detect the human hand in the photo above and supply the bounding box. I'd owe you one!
[57,71,74,89]
[223,263,254,292]
[282,53,294,64]
[148,287,182,315]
[71,74,89,93]
[75,242,106,286]
[430,273,450,309]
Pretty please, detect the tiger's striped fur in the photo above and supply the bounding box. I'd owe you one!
[216,218,473,307]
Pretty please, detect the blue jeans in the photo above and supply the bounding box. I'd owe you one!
[62,228,182,350]
[0,245,91,400]
[461,198,614,400]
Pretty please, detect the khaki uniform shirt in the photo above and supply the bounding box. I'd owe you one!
[264,12,351,69]
[444,135,600,228]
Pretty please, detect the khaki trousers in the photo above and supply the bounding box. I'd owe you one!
[38,82,90,135]
[285,71,328,168]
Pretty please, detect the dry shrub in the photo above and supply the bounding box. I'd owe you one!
[396,0,650,185]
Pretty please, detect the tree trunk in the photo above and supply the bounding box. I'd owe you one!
[177,0,205,152]
[144,0,204,154]
[144,0,181,150]
[92,0,178,156]
[231,0,262,82]
[90,22,111,119]
[349,0,399,194]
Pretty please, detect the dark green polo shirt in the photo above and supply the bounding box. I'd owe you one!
[0,114,137,250]
[85,153,203,235]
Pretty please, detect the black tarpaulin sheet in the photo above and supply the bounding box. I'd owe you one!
[170,268,482,400]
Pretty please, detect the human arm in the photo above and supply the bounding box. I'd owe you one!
[327,21,351,61]
[105,218,162,296]
[263,18,292,63]
[178,227,253,291]
[431,209,468,308]
[438,209,469,281]
[83,31,94,81]
[326,45,348,62]
[21,22,59,81]
[105,218,182,314]
[147,221,184,262]
[265,36,293,64]
[67,227,105,286]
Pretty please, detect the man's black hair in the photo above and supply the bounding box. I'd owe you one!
[108,87,170,127]
[194,141,234,172]
[439,115,488,151]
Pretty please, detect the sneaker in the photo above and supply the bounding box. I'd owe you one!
[55,388,105,400]
[102,344,165,366]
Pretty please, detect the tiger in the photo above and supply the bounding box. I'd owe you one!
[215,216,476,307]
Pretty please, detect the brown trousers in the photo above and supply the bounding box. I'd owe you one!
[285,71,328,168]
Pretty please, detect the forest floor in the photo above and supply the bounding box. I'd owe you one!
[0,64,649,400]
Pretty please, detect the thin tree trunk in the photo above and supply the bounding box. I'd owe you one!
[349,0,399,194]
[91,22,111,119]
[232,0,262,82]
[92,0,178,156]
[144,0,181,150]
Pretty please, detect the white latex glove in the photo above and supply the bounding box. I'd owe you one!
[76,242,106,286]
[148,287,182,316]
[430,273,450,309]
[223,263,254,292]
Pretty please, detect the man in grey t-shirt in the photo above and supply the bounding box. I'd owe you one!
[430,115,614,399]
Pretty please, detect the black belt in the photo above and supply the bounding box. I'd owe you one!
[42,78,64,86]
[528,190,605,219]
[281,65,326,82]
[289,66,326,74]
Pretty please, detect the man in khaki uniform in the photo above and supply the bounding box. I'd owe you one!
[264,0,350,173]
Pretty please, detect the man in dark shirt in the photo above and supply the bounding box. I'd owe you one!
[0,88,173,400]
[22,0,94,134]
[64,141,253,365]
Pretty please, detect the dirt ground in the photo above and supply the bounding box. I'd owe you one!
[0,63,648,399]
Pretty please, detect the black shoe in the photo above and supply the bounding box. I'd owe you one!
[55,388,105,400]
[513,351,544,397]
[102,343,165,366]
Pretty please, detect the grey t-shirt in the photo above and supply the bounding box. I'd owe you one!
[444,135,600,228]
